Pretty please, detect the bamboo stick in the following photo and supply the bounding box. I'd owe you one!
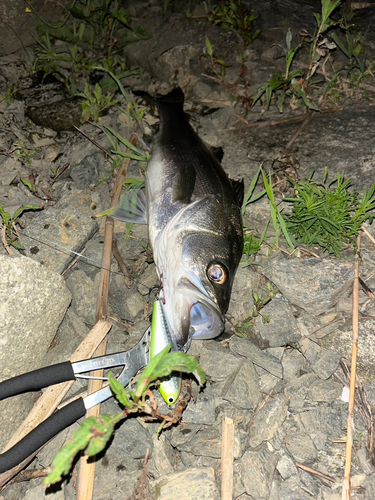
[342,233,361,500]
[76,133,137,500]
[221,417,235,500]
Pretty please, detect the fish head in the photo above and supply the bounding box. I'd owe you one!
[156,197,243,350]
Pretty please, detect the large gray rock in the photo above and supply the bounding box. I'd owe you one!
[263,254,353,314]
[150,467,220,500]
[0,255,71,449]
[22,189,98,274]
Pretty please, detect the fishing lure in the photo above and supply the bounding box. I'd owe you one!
[150,299,182,405]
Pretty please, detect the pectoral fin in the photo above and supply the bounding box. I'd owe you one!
[111,189,148,224]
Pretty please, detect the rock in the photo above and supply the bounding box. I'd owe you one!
[170,422,241,459]
[263,254,353,314]
[115,417,154,459]
[253,296,301,348]
[0,185,41,216]
[285,430,318,463]
[248,394,288,448]
[22,189,98,274]
[240,445,278,499]
[189,341,262,409]
[0,254,71,449]
[321,318,375,384]
[150,467,220,500]
[182,395,217,425]
[227,267,261,324]
[148,434,177,479]
[310,348,342,380]
[0,156,27,185]
[309,377,342,403]
[65,269,97,325]
[276,454,298,479]
[70,152,106,189]
[268,476,314,500]
[229,335,283,378]
[23,483,65,500]
[284,373,318,411]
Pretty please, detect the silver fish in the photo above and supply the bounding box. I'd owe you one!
[112,88,243,351]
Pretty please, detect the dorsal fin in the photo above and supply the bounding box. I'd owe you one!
[230,178,245,208]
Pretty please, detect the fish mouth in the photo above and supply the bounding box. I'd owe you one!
[177,273,225,341]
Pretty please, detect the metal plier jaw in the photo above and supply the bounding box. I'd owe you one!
[0,328,151,473]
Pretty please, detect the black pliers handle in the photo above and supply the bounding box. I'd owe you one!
[0,328,150,473]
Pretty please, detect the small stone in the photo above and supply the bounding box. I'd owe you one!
[182,395,217,425]
[240,446,278,499]
[253,297,301,348]
[116,418,153,459]
[65,269,97,325]
[150,467,220,500]
[148,434,177,479]
[309,377,342,403]
[276,454,298,479]
[311,349,342,380]
[248,394,288,448]
[285,430,318,463]
[229,335,283,378]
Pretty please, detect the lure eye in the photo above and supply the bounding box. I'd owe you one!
[207,263,227,285]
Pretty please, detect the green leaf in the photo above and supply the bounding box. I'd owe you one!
[45,416,99,484]
[20,178,36,192]
[12,204,43,222]
[205,35,213,57]
[108,372,133,408]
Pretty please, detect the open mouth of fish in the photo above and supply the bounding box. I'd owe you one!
[176,273,225,341]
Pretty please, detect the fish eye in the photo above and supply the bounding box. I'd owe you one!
[207,262,227,285]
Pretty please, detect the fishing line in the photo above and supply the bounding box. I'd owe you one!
[21,233,154,293]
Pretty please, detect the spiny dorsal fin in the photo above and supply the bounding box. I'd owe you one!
[230,178,245,208]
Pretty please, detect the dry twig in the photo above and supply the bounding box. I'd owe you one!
[342,233,361,500]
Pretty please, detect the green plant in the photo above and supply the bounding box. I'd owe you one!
[252,29,318,112]
[252,283,279,323]
[0,203,43,251]
[44,345,205,485]
[204,36,253,110]
[79,83,119,122]
[13,140,37,166]
[0,85,15,104]
[284,170,375,256]
[30,0,150,94]
[204,0,259,45]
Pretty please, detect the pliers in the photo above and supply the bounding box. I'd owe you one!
[0,327,151,473]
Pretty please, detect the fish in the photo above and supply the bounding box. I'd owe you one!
[150,299,182,405]
[112,87,244,351]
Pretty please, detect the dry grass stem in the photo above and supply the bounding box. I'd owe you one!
[342,233,361,500]
[77,134,137,500]
[296,463,335,483]
[112,237,131,288]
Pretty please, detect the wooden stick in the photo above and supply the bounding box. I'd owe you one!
[0,320,111,489]
[221,417,235,500]
[342,233,361,500]
[76,133,137,500]
[296,463,335,483]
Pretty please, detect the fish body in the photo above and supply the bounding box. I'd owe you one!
[113,88,243,351]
